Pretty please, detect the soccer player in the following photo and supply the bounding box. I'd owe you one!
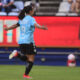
[4,5,47,79]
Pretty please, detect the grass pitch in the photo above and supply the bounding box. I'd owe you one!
[0,65,80,80]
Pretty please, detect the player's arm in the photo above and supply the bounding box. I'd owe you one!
[70,3,75,12]
[75,3,79,13]
[4,23,20,31]
[4,0,14,7]
[34,23,48,30]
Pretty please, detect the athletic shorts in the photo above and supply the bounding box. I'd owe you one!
[19,43,37,55]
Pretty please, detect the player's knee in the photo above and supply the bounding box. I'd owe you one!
[28,58,34,62]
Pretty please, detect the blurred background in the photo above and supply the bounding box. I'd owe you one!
[0,0,80,16]
[0,0,80,80]
[0,0,80,65]
[0,0,80,66]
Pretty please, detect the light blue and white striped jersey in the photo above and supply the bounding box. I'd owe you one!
[18,15,36,44]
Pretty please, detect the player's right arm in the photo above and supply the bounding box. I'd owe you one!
[4,23,20,31]
[34,23,48,30]
[31,17,48,30]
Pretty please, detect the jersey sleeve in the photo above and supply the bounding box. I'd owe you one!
[31,18,36,26]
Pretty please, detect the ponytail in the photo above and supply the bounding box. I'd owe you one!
[18,6,33,20]
[18,7,25,20]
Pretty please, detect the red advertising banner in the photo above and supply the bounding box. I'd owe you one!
[0,16,80,48]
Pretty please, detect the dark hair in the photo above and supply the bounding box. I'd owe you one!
[18,5,33,20]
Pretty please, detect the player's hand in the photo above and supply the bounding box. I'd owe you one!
[4,27,9,31]
[42,25,48,30]
[3,5,8,8]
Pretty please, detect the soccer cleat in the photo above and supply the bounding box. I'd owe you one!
[23,74,32,79]
[9,50,18,59]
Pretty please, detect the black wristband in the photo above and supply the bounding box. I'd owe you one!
[17,23,20,26]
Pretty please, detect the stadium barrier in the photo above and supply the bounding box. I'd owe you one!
[0,47,80,66]
[0,53,80,66]
[0,16,80,66]
[0,16,80,48]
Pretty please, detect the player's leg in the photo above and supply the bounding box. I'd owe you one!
[9,50,27,61]
[9,44,28,62]
[24,54,35,79]
[24,43,37,79]
[25,55,35,74]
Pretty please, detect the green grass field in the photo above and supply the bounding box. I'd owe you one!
[0,65,80,80]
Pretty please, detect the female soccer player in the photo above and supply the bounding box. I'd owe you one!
[4,5,47,79]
